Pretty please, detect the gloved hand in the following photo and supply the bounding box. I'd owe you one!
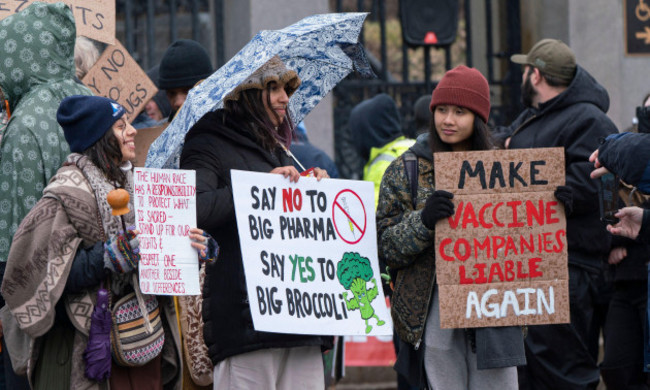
[554,185,573,216]
[199,231,219,263]
[421,190,455,229]
[104,228,140,273]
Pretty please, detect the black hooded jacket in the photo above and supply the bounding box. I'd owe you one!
[349,93,403,161]
[598,132,650,274]
[492,65,618,270]
[180,110,331,364]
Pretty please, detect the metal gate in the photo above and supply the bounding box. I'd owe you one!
[114,0,224,73]
[115,0,523,179]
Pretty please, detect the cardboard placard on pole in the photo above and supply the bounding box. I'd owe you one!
[0,0,115,45]
[82,40,158,123]
[434,147,569,328]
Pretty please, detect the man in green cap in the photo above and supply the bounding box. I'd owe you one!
[493,39,618,390]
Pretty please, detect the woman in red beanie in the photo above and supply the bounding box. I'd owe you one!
[376,65,525,389]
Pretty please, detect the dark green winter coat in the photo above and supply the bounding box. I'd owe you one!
[0,2,91,266]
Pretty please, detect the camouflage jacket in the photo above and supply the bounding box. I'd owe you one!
[376,139,436,347]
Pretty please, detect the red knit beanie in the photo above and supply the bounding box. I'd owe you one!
[429,65,491,123]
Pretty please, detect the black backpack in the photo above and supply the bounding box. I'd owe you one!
[384,150,420,290]
[403,151,419,208]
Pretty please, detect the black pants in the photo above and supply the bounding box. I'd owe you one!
[600,281,649,390]
[1,337,30,390]
[518,265,601,390]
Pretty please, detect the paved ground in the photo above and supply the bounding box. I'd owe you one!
[331,366,608,390]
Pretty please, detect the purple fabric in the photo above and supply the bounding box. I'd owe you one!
[83,287,111,382]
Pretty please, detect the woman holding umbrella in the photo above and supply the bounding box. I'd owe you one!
[180,56,332,389]
[1,95,216,389]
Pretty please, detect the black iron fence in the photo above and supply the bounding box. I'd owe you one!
[114,0,224,72]
[114,0,523,179]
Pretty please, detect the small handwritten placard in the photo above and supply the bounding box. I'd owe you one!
[135,167,199,295]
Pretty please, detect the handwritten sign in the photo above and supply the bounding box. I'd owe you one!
[434,148,569,328]
[82,40,157,123]
[231,170,392,336]
[0,0,115,45]
[134,167,199,295]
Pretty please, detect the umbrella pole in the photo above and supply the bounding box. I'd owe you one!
[280,144,307,172]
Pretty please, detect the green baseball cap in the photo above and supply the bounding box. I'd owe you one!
[511,39,576,82]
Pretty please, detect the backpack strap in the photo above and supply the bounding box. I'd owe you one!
[402,151,419,209]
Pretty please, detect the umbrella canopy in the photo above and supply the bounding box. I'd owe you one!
[146,12,369,169]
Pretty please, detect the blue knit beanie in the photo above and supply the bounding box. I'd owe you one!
[57,96,126,153]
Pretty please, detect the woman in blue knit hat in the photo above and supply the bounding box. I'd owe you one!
[1,95,216,389]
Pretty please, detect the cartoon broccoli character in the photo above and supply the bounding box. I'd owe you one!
[336,252,385,334]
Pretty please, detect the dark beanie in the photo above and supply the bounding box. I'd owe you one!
[146,65,172,118]
[414,94,432,128]
[57,95,126,153]
[429,65,491,123]
[158,39,213,90]
[349,93,402,161]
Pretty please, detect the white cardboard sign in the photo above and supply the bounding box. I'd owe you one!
[134,167,200,295]
[231,170,392,336]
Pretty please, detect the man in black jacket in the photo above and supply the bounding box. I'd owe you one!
[493,39,618,390]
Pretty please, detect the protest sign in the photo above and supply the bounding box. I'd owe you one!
[134,167,199,295]
[231,170,392,336]
[134,124,166,167]
[434,147,569,328]
[82,40,157,122]
[0,0,115,45]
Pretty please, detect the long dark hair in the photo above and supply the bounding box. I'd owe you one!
[429,114,495,153]
[224,83,294,151]
[83,127,127,186]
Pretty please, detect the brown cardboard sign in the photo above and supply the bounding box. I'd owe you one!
[134,124,166,167]
[82,40,157,123]
[0,0,115,45]
[438,280,570,328]
[434,148,569,328]
[434,148,565,195]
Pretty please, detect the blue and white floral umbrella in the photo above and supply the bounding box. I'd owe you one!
[146,12,369,169]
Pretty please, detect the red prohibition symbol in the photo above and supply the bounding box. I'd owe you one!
[332,189,367,244]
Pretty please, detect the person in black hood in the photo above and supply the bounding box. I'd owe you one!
[350,93,403,163]
[590,129,650,388]
[494,39,618,390]
[349,93,415,205]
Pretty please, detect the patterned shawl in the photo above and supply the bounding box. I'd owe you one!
[1,153,134,337]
